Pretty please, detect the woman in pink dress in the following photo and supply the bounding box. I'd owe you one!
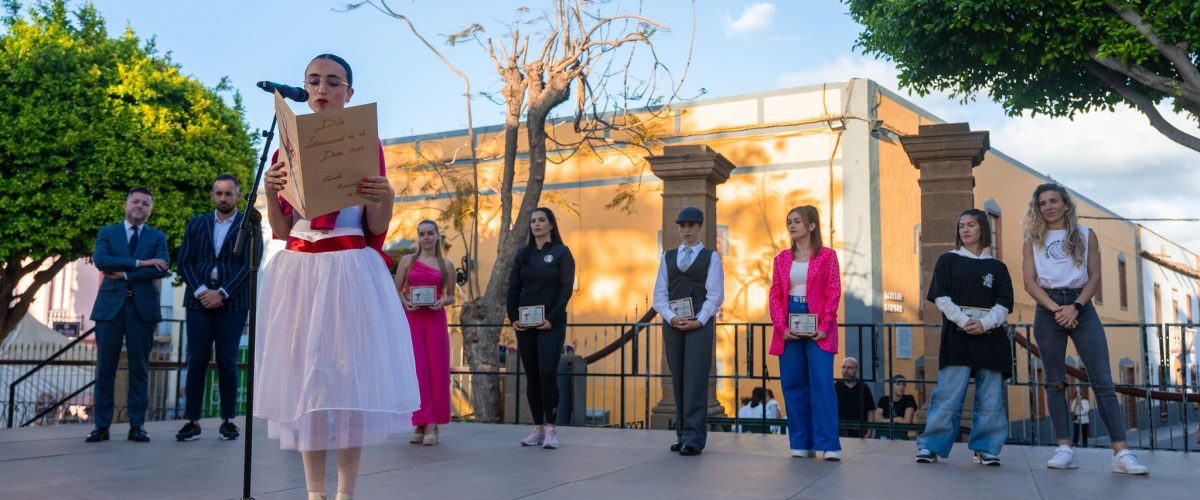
[394,220,456,445]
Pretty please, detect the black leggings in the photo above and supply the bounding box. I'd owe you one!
[516,323,566,425]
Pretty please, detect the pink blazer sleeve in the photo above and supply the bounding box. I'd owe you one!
[768,250,789,356]
[821,249,841,336]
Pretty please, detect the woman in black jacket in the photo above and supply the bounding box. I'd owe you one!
[507,207,575,449]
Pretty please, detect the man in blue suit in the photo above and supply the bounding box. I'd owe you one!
[174,174,257,442]
[88,187,169,443]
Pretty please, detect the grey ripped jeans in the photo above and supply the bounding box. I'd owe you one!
[1034,288,1127,444]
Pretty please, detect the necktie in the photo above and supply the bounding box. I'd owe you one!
[680,246,695,271]
[128,225,140,255]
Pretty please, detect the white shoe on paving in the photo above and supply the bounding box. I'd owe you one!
[790,449,814,458]
[1111,449,1149,475]
[542,426,559,449]
[1046,445,1078,469]
[520,425,545,447]
[822,450,841,461]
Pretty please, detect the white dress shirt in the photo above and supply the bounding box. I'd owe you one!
[652,242,725,325]
[122,219,142,278]
[212,210,237,254]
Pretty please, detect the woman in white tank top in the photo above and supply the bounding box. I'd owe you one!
[1021,183,1147,475]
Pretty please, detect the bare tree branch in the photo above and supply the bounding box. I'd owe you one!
[344,0,486,298]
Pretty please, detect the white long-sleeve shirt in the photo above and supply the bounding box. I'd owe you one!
[934,247,1009,331]
[652,242,725,325]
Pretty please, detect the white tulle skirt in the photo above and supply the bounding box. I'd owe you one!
[253,247,419,451]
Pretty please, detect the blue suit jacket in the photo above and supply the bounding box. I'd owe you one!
[176,211,259,311]
[90,222,169,323]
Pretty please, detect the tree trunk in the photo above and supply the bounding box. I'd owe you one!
[458,69,526,422]
[0,257,69,344]
[458,70,570,422]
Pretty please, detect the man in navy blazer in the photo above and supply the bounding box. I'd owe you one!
[88,187,170,443]
[174,174,257,442]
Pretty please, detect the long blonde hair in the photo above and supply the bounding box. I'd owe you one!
[398,220,454,291]
[788,205,824,258]
[1022,183,1086,266]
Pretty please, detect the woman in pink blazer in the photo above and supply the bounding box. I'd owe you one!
[768,205,842,460]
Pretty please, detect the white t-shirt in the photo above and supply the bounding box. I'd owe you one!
[1033,227,1090,289]
[789,261,809,298]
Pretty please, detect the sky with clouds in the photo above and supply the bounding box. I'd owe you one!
[65,0,1200,251]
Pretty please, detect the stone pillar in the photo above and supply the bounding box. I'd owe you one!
[646,145,736,429]
[900,123,989,419]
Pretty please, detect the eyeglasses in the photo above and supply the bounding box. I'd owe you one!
[303,78,349,91]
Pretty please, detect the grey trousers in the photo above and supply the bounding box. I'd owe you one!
[1034,288,1127,444]
[664,322,716,449]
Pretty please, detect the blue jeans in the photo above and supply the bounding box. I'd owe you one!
[780,298,841,451]
[916,366,1007,457]
[1034,288,1126,444]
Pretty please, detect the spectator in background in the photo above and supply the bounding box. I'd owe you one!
[1070,386,1091,447]
[736,387,780,433]
[835,357,875,438]
[875,374,919,440]
[766,389,783,434]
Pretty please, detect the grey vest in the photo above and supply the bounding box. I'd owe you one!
[665,247,714,308]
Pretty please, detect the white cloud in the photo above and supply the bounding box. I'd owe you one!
[992,106,1200,252]
[777,56,898,89]
[726,3,775,35]
[992,105,1197,174]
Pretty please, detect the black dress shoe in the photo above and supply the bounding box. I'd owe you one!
[670,442,683,452]
[85,427,110,443]
[128,427,150,442]
[679,445,702,456]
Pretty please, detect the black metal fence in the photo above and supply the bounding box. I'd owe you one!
[4,319,1197,451]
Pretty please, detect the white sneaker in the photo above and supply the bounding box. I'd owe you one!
[520,425,545,447]
[822,450,841,461]
[1046,445,1078,469]
[1111,450,1149,475]
[790,449,814,458]
[542,426,559,449]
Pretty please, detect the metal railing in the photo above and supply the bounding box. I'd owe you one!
[4,318,1197,451]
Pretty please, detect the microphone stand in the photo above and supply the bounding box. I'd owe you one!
[233,115,275,500]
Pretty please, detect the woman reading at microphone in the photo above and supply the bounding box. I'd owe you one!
[256,53,420,500]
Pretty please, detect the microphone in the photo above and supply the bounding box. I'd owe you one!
[256,81,309,102]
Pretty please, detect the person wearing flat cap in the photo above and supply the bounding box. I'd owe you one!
[652,206,725,456]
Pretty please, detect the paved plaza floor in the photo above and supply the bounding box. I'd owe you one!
[2,418,1196,499]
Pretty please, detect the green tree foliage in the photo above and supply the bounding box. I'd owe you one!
[0,0,256,340]
[846,0,1200,152]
